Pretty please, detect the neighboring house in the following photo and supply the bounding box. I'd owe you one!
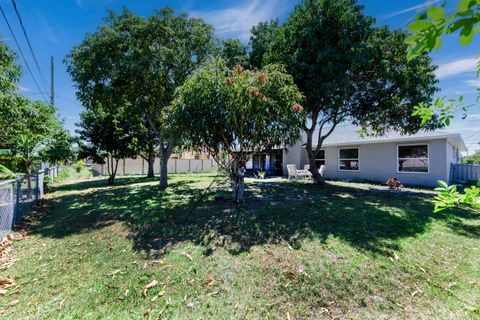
[255,125,466,187]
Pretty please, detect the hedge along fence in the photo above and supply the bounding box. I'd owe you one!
[0,166,59,239]
[91,158,219,176]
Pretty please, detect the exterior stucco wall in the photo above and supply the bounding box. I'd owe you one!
[286,139,450,187]
[282,144,306,175]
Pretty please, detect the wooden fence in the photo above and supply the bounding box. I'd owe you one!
[92,158,218,176]
[449,163,480,184]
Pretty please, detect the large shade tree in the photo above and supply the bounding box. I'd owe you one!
[0,37,20,145]
[66,8,216,188]
[77,108,139,185]
[172,60,305,203]
[0,37,72,172]
[219,39,249,69]
[254,0,441,183]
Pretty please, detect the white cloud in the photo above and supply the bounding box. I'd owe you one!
[190,0,291,42]
[464,79,480,87]
[379,0,442,21]
[18,85,31,92]
[435,57,478,79]
[467,113,480,120]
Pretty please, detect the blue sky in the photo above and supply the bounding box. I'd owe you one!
[1,0,479,154]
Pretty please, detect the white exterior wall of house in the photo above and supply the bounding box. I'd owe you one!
[321,139,448,187]
[281,125,466,188]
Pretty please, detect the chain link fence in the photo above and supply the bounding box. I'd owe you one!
[0,166,59,239]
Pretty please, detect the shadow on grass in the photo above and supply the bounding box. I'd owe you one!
[26,176,479,257]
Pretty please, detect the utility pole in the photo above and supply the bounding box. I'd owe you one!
[50,56,54,107]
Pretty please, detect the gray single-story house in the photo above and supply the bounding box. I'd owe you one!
[248,125,466,187]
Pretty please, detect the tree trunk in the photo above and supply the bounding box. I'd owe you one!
[107,157,119,185]
[304,119,337,185]
[304,128,324,184]
[26,163,32,197]
[159,157,168,189]
[230,160,246,203]
[308,154,325,184]
[146,152,155,178]
[159,139,175,190]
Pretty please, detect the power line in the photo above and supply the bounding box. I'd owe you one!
[465,130,480,140]
[10,0,50,95]
[56,94,83,107]
[0,5,49,104]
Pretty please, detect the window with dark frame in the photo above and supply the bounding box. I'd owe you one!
[338,148,359,171]
[315,149,325,168]
[398,144,428,173]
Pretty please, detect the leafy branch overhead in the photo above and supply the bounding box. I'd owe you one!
[406,0,480,59]
[412,95,471,127]
[406,0,480,126]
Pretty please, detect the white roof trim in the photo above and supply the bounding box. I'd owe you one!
[315,133,466,151]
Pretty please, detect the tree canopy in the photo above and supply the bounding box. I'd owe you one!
[0,37,72,173]
[219,39,249,69]
[76,107,139,184]
[249,19,280,69]
[462,150,480,164]
[66,7,216,187]
[172,60,305,202]
[253,0,440,183]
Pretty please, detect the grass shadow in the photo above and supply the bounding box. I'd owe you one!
[26,176,479,257]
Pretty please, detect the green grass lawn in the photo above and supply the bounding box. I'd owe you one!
[1,173,479,319]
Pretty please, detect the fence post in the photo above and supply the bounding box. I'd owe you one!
[14,179,20,225]
[449,163,454,184]
[35,172,39,200]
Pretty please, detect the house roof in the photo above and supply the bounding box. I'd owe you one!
[308,124,467,152]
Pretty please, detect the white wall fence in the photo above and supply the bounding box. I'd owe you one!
[92,158,219,176]
[449,163,480,184]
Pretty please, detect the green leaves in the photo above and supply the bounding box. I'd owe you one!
[66,7,216,182]
[457,0,477,13]
[0,163,15,180]
[172,59,305,169]
[408,20,434,33]
[433,180,480,212]
[433,180,460,212]
[459,20,475,45]
[427,6,446,21]
[411,95,472,128]
[407,2,480,59]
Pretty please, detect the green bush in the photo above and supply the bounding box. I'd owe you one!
[74,160,84,173]
[56,167,73,182]
[43,175,54,192]
[466,180,480,187]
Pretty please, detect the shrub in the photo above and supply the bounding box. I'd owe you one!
[43,175,54,192]
[74,160,85,173]
[466,180,480,187]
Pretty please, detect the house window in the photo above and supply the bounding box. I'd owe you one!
[397,144,428,173]
[338,148,359,171]
[315,150,325,168]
